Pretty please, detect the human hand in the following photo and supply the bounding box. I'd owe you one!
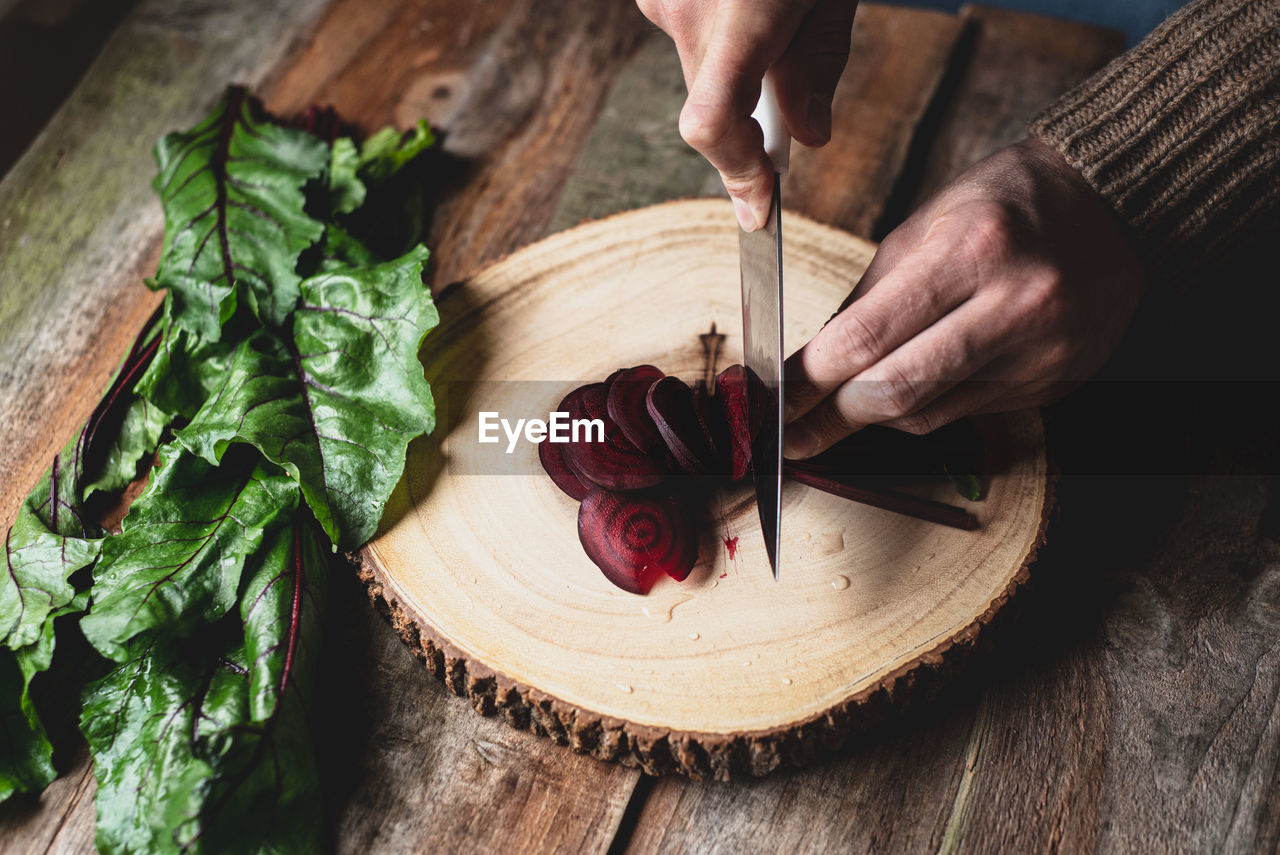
[636,0,858,231]
[782,137,1147,459]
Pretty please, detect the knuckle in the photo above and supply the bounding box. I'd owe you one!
[894,410,942,436]
[1019,267,1069,328]
[653,0,695,29]
[959,202,1019,264]
[829,309,886,371]
[1038,334,1075,372]
[678,101,734,152]
[721,172,761,199]
[864,369,919,420]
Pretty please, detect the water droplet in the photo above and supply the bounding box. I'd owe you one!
[470,576,478,584]
[831,575,850,591]
[641,606,653,619]
[711,579,719,589]
[616,683,633,694]
[741,660,752,667]
[781,677,792,686]
[688,632,700,641]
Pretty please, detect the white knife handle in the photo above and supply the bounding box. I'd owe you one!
[752,70,791,176]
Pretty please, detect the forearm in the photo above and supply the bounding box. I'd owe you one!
[1029,0,1280,288]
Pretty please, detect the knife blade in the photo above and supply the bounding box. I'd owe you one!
[739,72,789,579]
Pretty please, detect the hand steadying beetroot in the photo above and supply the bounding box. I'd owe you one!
[640,1,1148,457]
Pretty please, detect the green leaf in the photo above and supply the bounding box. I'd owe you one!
[150,86,328,339]
[1,593,89,803]
[239,523,327,722]
[81,394,170,499]
[79,309,172,499]
[314,224,378,273]
[327,137,366,216]
[2,442,102,651]
[359,119,435,182]
[81,444,298,661]
[175,246,437,548]
[83,629,324,855]
[0,649,55,802]
[136,309,235,422]
[946,468,983,502]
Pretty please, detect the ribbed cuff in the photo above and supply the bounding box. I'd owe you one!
[1029,0,1280,289]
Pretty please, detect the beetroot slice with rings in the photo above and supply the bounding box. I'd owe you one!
[646,376,719,475]
[607,365,665,452]
[577,487,697,593]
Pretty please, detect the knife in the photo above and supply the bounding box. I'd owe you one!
[739,71,790,579]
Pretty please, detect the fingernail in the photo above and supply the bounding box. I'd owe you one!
[807,96,832,144]
[732,196,757,232]
[783,424,818,460]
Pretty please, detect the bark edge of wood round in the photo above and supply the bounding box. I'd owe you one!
[358,199,1054,780]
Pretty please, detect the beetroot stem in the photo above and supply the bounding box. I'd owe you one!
[784,465,978,531]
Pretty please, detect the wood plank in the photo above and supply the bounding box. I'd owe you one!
[787,4,964,238]
[888,4,1125,229]
[260,0,652,292]
[323,570,638,854]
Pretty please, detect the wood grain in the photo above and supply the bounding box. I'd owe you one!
[260,0,651,292]
[360,200,1050,778]
[890,3,1125,225]
[786,4,964,238]
[319,567,638,854]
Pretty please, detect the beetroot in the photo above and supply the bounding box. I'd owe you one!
[555,381,669,491]
[577,487,696,593]
[562,419,669,491]
[578,381,611,422]
[607,365,665,452]
[539,436,590,500]
[646,376,718,476]
[715,365,758,482]
[692,381,729,472]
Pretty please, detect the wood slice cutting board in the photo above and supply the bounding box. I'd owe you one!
[358,199,1051,779]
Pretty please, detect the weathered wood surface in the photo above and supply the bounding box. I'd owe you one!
[888,3,1126,229]
[6,0,1274,852]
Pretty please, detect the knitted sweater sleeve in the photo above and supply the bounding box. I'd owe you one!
[1028,0,1280,288]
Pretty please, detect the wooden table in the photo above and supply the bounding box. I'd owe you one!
[3,1,1279,851]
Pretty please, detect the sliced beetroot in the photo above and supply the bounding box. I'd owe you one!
[607,365,665,452]
[561,415,668,491]
[692,381,729,474]
[578,381,611,423]
[715,364,759,481]
[578,487,697,593]
[646,376,718,475]
[539,436,590,500]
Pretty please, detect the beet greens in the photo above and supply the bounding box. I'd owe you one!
[0,86,440,853]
